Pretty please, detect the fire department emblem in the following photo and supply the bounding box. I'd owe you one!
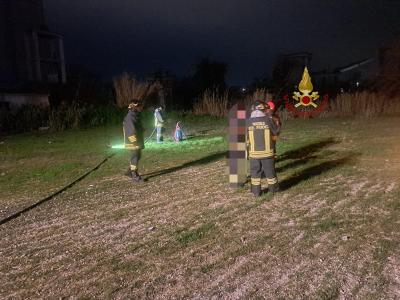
[292,67,319,108]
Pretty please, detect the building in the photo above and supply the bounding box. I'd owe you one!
[313,57,377,93]
[0,0,66,88]
[0,92,49,111]
[377,40,400,95]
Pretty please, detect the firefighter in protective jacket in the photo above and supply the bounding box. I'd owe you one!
[246,100,280,196]
[123,99,145,183]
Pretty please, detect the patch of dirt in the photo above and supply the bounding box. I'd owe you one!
[349,180,368,196]
[384,253,400,298]
[385,182,397,193]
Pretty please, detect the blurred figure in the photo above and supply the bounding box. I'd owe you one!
[174,121,185,142]
[247,100,280,196]
[266,101,281,127]
[265,101,281,158]
[154,107,164,143]
[228,102,248,188]
[123,99,145,183]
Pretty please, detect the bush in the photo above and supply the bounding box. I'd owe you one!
[0,105,49,133]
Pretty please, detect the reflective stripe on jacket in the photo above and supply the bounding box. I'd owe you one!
[123,110,144,149]
[246,112,279,159]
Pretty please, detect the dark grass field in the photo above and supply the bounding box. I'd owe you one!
[1,116,399,299]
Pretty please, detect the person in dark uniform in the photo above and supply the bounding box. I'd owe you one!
[123,99,145,183]
[265,101,281,158]
[246,100,281,196]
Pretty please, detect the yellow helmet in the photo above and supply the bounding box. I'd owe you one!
[128,99,142,109]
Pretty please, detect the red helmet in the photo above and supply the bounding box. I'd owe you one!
[267,101,275,110]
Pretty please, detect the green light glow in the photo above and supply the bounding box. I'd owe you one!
[111,144,126,149]
[145,136,224,150]
[110,136,225,151]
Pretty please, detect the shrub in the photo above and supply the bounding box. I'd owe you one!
[0,105,48,133]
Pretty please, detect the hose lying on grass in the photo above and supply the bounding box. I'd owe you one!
[0,153,115,226]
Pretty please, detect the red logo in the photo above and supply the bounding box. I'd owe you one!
[282,67,329,118]
[284,94,329,118]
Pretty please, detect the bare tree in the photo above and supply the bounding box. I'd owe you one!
[113,72,160,108]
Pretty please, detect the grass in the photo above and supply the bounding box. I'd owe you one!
[0,114,227,218]
[176,222,217,246]
[0,115,400,299]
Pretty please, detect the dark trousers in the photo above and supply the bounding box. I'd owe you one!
[130,149,142,172]
[250,157,278,195]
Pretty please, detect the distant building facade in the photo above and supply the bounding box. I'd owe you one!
[377,41,400,95]
[0,92,49,111]
[273,51,378,94]
[313,57,378,93]
[0,0,66,88]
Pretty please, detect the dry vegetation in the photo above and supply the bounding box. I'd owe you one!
[244,88,273,108]
[193,88,229,117]
[113,72,161,108]
[195,88,400,120]
[193,88,273,117]
[328,92,400,117]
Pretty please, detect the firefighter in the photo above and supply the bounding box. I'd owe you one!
[154,107,164,143]
[123,99,145,183]
[266,101,282,128]
[265,101,281,158]
[247,100,280,196]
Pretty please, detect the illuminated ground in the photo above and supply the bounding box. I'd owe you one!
[1,116,399,299]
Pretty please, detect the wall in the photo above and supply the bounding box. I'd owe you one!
[0,93,49,110]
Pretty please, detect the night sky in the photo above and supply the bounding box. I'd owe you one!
[44,0,400,86]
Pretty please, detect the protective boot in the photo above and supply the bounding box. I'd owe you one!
[251,184,261,197]
[269,183,280,194]
[132,171,144,183]
[125,168,132,177]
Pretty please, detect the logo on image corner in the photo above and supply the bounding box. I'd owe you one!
[284,67,329,118]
